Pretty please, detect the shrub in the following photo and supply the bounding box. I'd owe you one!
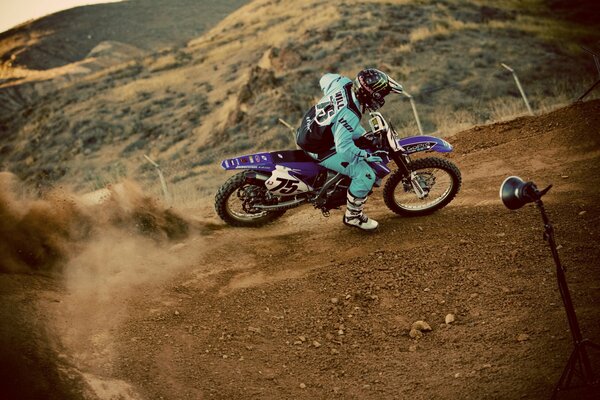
[122,137,149,154]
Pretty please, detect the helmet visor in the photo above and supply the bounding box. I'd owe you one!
[388,76,404,94]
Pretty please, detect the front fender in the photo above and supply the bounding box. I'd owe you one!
[398,135,453,154]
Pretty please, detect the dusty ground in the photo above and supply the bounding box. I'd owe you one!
[1,100,600,399]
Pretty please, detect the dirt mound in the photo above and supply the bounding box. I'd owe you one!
[0,173,188,273]
[451,100,600,155]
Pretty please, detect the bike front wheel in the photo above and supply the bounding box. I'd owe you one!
[383,157,461,216]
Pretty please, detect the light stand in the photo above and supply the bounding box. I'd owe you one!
[500,177,599,398]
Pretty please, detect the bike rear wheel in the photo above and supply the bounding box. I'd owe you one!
[215,172,286,227]
[383,157,461,216]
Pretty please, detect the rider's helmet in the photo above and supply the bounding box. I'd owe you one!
[353,68,404,111]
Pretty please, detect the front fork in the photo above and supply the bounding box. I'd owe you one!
[390,152,428,199]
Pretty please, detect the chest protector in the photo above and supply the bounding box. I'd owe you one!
[296,83,360,154]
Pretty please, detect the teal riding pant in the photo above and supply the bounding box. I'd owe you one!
[319,153,376,198]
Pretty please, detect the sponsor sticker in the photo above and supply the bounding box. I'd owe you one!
[405,142,436,153]
[235,165,272,170]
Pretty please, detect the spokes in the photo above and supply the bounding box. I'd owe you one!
[395,168,453,210]
[226,185,268,220]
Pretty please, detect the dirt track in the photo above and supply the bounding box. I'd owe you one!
[1,100,600,399]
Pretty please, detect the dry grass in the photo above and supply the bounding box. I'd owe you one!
[430,107,479,135]
[428,77,600,136]
[409,17,478,43]
[486,97,531,122]
[486,15,598,53]
[531,77,600,113]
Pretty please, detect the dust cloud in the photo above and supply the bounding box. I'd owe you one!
[0,171,212,398]
[0,172,190,274]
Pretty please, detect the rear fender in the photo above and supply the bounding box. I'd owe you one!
[220,152,274,171]
[398,135,453,154]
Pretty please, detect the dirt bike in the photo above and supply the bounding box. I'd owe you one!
[215,112,461,227]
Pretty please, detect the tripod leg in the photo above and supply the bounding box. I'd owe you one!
[552,342,600,398]
[564,350,579,388]
[552,348,579,399]
[584,339,600,350]
[581,340,600,385]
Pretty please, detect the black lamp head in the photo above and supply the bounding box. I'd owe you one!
[500,176,538,210]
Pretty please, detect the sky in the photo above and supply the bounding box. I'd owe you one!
[0,0,123,34]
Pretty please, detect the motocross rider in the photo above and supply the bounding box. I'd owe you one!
[296,68,403,231]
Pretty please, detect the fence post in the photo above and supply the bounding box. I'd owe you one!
[278,118,300,149]
[144,154,173,206]
[501,63,534,116]
[402,91,424,134]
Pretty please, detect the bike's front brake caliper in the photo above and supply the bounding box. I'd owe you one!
[408,172,430,199]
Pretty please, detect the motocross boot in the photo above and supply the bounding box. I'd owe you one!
[343,192,379,231]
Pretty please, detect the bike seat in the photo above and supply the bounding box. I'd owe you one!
[270,150,316,163]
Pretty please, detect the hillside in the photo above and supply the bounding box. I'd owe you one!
[0,0,599,198]
[1,99,599,399]
[0,0,249,70]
